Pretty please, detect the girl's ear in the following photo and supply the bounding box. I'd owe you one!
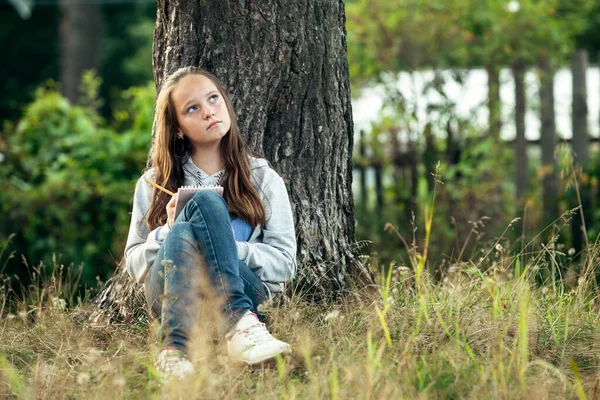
[176,128,184,139]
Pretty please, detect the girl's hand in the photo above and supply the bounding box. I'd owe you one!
[166,194,178,228]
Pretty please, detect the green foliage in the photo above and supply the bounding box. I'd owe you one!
[0,77,154,286]
[78,71,104,114]
[346,0,471,84]
[354,130,521,268]
[562,149,600,246]
[346,0,594,88]
[347,0,596,270]
[443,136,514,209]
[120,18,155,84]
[100,4,156,113]
[353,69,520,267]
[466,0,593,67]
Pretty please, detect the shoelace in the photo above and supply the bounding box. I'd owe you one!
[241,322,274,345]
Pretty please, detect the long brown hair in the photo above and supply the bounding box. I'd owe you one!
[146,66,265,230]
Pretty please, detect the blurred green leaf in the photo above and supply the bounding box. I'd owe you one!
[0,78,154,287]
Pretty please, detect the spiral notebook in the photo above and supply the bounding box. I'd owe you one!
[174,185,224,218]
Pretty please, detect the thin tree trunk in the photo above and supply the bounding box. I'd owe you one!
[445,120,459,241]
[423,122,437,194]
[539,58,559,227]
[486,63,501,139]
[513,64,527,199]
[409,145,418,225]
[359,130,367,208]
[388,128,409,233]
[91,0,374,324]
[59,0,101,104]
[374,162,384,212]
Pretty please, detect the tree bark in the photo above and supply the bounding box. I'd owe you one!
[445,119,459,232]
[513,64,527,200]
[539,58,559,227]
[374,162,384,212]
[91,0,374,324]
[423,122,437,194]
[358,129,367,209]
[59,0,101,104]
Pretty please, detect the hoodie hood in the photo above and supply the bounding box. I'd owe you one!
[250,156,269,170]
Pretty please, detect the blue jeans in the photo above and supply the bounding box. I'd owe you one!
[144,190,267,354]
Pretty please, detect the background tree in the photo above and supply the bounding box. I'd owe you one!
[0,5,59,121]
[59,0,102,104]
[92,0,374,323]
[0,1,156,121]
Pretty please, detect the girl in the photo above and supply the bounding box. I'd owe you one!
[124,66,296,378]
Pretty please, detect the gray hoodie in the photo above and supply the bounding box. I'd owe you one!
[124,156,297,293]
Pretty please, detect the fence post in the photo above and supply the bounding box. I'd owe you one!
[571,50,590,255]
[513,63,528,200]
[539,57,559,229]
[571,50,589,165]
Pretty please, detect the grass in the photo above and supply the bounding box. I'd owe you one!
[0,246,598,399]
[0,167,598,399]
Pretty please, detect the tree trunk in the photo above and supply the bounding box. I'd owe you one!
[445,119,459,238]
[374,162,384,212]
[539,58,559,227]
[486,63,501,139]
[359,129,367,208]
[409,146,418,225]
[59,0,101,104]
[91,0,374,324]
[422,122,437,194]
[513,64,527,200]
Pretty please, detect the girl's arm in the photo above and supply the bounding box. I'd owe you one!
[236,172,297,284]
[124,172,171,283]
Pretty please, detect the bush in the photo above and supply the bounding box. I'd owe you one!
[0,78,154,288]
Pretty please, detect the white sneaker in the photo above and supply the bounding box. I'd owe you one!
[226,312,291,365]
[155,348,195,379]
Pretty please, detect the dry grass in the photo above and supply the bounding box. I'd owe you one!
[0,251,598,400]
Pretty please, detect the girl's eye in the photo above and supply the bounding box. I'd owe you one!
[187,105,198,113]
[209,94,219,103]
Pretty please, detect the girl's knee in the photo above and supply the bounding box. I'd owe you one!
[190,190,228,214]
[164,222,197,248]
[166,221,193,237]
[192,189,224,203]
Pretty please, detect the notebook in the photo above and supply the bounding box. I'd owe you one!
[174,185,224,218]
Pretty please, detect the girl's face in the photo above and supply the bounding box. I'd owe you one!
[171,74,232,150]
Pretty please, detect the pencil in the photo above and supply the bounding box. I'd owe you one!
[145,179,176,196]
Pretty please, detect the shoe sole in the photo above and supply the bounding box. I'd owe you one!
[231,347,292,366]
